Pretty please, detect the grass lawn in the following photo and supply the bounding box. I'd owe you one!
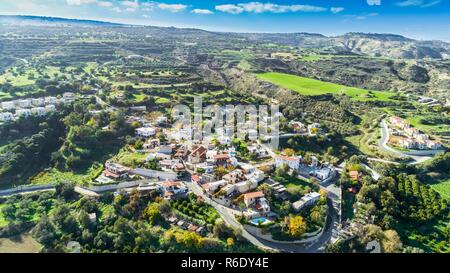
[0,204,8,227]
[405,115,450,134]
[256,72,395,102]
[430,179,450,199]
[155,97,170,104]
[114,151,147,168]
[30,163,103,186]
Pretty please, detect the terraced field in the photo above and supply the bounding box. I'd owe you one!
[257,72,396,102]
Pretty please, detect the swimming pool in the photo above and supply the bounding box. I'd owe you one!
[249,217,271,226]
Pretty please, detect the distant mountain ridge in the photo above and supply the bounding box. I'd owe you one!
[0,15,449,59]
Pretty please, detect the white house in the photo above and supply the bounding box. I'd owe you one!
[31,98,45,106]
[135,127,156,138]
[248,129,258,140]
[156,116,168,124]
[243,191,270,214]
[157,181,187,200]
[292,192,321,211]
[202,180,227,193]
[235,179,258,193]
[63,92,75,102]
[31,107,46,116]
[244,191,264,207]
[15,109,31,118]
[275,155,300,170]
[44,96,58,105]
[0,112,14,122]
[217,135,232,145]
[45,104,56,113]
[1,101,15,110]
[16,99,32,108]
[312,167,333,181]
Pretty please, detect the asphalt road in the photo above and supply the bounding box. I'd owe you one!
[185,178,338,253]
[379,120,432,164]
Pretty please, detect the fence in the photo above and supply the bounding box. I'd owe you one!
[0,184,55,197]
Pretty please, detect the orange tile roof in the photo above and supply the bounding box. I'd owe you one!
[244,191,265,199]
[276,155,298,161]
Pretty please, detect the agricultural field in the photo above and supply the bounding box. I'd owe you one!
[0,204,8,227]
[30,164,103,186]
[430,179,450,199]
[256,72,396,102]
[0,234,41,253]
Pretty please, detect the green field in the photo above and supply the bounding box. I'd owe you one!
[431,179,450,199]
[30,164,103,186]
[256,72,395,102]
[0,204,8,227]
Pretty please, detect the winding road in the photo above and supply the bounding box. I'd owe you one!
[378,120,434,165]
[185,178,338,253]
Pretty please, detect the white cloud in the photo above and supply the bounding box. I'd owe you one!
[215,4,244,14]
[97,1,113,7]
[112,6,122,12]
[192,9,214,15]
[158,3,188,13]
[330,7,344,14]
[66,0,96,5]
[396,0,440,7]
[367,0,381,5]
[215,2,327,14]
[420,0,441,7]
[121,0,139,9]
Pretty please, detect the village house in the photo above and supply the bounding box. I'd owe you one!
[223,169,245,184]
[1,101,15,110]
[188,145,207,164]
[217,135,232,145]
[143,138,160,149]
[202,180,227,193]
[0,112,14,122]
[248,144,268,158]
[191,174,202,184]
[310,167,334,181]
[31,107,46,116]
[45,104,56,113]
[62,92,75,102]
[157,181,188,200]
[214,153,231,167]
[290,121,307,133]
[15,109,31,118]
[243,191,270,215]
[31,98,45,106]
[275,155,300,170]
[389,116,409,129]
[16,99,32,108]
[44,96,58,105]
[103,161,130,180]
[135,127,156,139]
[156,115,168,124]
[292,192,321,211]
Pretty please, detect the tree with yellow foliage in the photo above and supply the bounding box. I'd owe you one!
[288,216,307,238]
[226,237,235,248]
[283,148,295,156]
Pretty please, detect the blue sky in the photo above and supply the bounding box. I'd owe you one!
[1,0,449,41]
